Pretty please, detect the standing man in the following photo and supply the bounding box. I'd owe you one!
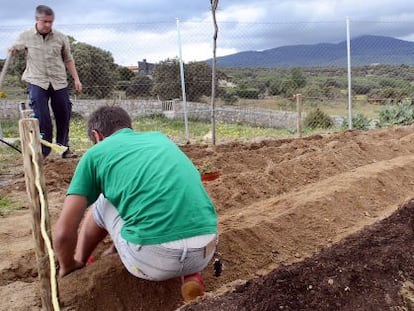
[53,106,218,302]
[11,5,82,158]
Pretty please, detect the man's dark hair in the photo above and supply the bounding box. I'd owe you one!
[87,106,132,142]
[35,5,54,17]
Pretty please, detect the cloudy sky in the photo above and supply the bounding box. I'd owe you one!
[0,0,414,66]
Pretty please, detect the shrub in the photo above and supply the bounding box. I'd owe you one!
[126,75,153,98]
[342,113,371,130]
[222,90,238,105]
[303,108,333,129]
[378,102,414,127]
[236,87,259,99]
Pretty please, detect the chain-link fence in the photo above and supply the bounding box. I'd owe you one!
[1,19,414,142]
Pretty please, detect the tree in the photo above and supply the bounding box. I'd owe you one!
[5,52,27,89]
[185,62,212,101]
[303,83,323,98]
[3,52,25,77]
[279,79,297,97]
[70,39,117,98]
[352,79,375,95]
[116,66,136,91]
[236,87,259,99]
[290,67,307,89]
[117,66,135,81]
[126,74,153,98]
[152,59,213,101]
[152,58,181,100]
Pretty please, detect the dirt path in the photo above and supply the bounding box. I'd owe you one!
[2,126,414,310]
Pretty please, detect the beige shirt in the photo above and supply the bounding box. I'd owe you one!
[13,27,74,90]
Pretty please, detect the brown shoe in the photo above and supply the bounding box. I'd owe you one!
[181,273,205,303]
[62,148,78,159]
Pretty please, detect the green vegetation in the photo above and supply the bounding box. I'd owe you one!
[0,114,295,156]
[303,108,334,129]
[0,196,22,216]
[68,115,92,152]
[2,37,414,106]
[126,75,153,98]
[71,40,117,98]
[221,65,414,106]
[152,59,212,101]
[2,102,414,156]
[2,38,414,151]
[235,87,260,99]
[197,161,216,174]
[377,102,414,127]
[0,120,19,137]
[342,112,372,130]
[132,115,292,144]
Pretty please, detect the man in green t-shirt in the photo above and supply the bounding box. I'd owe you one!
[53,106,218,302]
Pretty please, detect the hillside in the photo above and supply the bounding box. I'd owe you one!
[210,35,414,68]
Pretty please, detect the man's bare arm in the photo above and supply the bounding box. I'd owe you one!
[53,194,87,277]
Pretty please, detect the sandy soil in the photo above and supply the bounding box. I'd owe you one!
[2,125,414,310]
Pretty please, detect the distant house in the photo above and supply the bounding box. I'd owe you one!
[367,98,386,105]
[126,66,138,73]
[137,59,156,75]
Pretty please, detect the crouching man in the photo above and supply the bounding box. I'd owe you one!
[53,106,218,302]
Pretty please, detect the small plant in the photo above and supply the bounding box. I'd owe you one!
[198,161,216,174]
[304,107,334,129]
[198,160,221,182]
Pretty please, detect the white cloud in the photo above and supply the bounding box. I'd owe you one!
[218,4,267,23]
[64,20,219,65]
[1,0,414,64]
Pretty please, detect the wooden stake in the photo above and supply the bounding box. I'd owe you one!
[19,118,55,311]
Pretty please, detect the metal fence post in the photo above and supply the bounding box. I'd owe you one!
[296,94,302,137]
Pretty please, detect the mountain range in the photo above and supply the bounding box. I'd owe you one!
[208,35,414,68]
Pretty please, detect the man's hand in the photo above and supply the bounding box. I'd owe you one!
[58,259,85,278]
[74,79,82,93]
[66,60,82,93]
[8,48,18,56]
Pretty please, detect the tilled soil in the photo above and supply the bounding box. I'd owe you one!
[2,126,414,310]
[182,200,414,311]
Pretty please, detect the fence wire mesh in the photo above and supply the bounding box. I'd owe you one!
[1,19,414,143]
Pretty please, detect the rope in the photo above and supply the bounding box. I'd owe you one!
[0,138,22,153]
[28,131,60,311]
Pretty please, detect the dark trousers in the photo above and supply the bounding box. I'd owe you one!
[28,84,72,156]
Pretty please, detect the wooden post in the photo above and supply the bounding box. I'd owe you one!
[296,94,302,138]
[19,118,56,311]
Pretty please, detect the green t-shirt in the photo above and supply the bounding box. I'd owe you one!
[67,129,217,245]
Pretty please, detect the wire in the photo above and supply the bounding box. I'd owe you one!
[0,138,22,153]
[28,132,60,311]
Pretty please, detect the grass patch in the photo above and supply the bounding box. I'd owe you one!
[1,112,343,156]
[68,116,92,153]
[0,196,22,216]
[132,114,294,144]
[0,119,19,137]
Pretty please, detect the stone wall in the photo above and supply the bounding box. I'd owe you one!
[174,101,299,129]
[0,99,300,129]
